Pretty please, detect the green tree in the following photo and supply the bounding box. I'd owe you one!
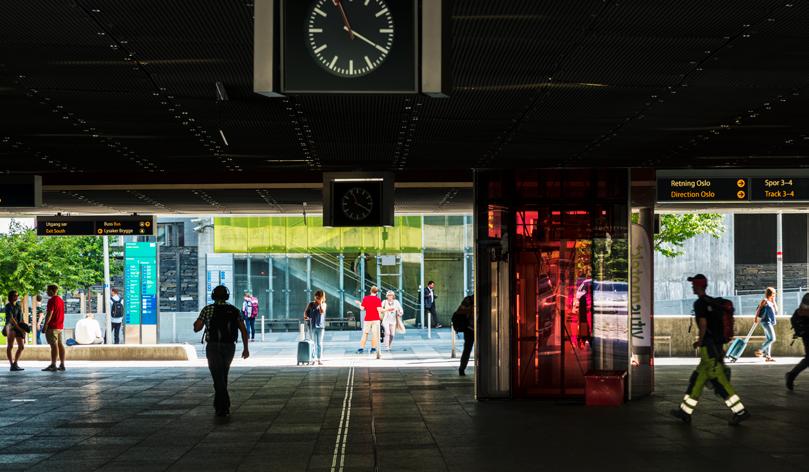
[654,213,725,258]
[0,219,120,300]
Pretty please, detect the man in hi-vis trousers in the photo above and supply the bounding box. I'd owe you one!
[671,274,751,426]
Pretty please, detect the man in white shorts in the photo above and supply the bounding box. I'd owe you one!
[357,286,382,357]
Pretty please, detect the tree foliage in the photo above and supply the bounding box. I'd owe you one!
[0,219,120,300]
[654,213,725,258]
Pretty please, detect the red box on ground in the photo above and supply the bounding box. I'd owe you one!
[584,370,627,406]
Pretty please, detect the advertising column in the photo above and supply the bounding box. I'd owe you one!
[124,242,158,344]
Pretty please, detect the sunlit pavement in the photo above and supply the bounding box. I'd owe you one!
[1,339,807,471]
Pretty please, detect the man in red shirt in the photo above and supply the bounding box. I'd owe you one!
[41,284,66,372]
[357,286,382,357]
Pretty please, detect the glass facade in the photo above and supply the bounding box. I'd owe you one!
[475,169,630,399]
[214,216,473,327]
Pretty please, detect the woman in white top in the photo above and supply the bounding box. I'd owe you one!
[381,290,403,351]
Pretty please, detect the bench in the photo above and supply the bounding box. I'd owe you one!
[12,344,196,361]
[654,335,672,357]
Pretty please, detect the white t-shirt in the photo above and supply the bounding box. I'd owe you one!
[381,299,403,325]
[75,318,103,345]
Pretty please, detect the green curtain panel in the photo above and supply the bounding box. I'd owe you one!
[213,216,440,254]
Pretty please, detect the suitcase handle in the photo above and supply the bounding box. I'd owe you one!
[742,321,759,342]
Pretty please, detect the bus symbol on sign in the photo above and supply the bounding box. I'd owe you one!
[737,179,746,188]
[737,190,746,199]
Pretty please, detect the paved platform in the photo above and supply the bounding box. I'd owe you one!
[0,360,807,472]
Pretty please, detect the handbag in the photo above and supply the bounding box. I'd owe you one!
[395,317,406,335]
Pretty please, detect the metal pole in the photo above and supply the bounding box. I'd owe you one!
[398,255,403,298]
[268,256,274,320]
[420,215,425,330]
[172,312,176,343]
[261,315,265,341]
[451,326,457,358]
[339,253,345,319]
[306,255,312,302]
[247,254,252,293]
[360,253,366,295]
[376,255,382,292]
[285,255,290,318]
[777,212,784,315]
[463,215,469,297]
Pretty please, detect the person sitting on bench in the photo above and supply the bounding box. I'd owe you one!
[74,313,104,345]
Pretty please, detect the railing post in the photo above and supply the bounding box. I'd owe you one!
[261,315,265,342]
[451,326,457,358]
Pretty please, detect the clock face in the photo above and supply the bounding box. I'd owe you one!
[341,186,374,221]
[281,0,417,93]
[307,0,394,78]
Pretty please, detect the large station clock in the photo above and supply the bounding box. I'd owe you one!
[281,0,418,93]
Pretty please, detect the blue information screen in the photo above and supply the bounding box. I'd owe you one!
[124,242,158,325]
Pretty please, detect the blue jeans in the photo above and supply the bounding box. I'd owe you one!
[312,327,325,360]
[243,316,255,340]
[760,322,776,357]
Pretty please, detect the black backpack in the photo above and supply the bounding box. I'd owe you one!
[204,304,240,343]
[307,302,323,328]
[791,311,808,338]
[451,296,474,332]
[111,299,124,318]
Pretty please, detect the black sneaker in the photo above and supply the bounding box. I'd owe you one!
[786,372,795,391]
[729,410,751,426]
[57,365,65,371]
[459,368,466,376]
[670,408,692,424]
[41,365,57,372]
[357,348,364,354]
[10,363,23,371]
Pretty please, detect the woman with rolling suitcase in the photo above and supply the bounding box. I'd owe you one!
[754,287,778,362]
[304,291,327,366]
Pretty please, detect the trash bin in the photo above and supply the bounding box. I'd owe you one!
[584,370,627,406]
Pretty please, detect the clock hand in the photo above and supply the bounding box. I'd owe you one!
[355,202,372,213]
[333,0,354,40]
[343,26,388,54]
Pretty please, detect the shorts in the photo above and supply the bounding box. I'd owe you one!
[3,324,24,338]
[363,320,381,336]
[46,329,63,346]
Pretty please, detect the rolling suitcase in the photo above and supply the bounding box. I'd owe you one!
[297,322,314,366]
[725,322,758,362]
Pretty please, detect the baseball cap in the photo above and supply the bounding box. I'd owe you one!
[687,274,708,283]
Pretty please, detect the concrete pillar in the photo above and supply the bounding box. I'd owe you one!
[777,212,784,315]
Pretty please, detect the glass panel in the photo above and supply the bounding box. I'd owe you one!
[513,207,593,397]
[249,255,270,319]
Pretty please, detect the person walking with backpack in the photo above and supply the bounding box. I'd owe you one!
[671,274,750,425]
[4,291,27,372]
[304,291,327,365]
[242,292,256,342]
[754,287,778,362]
[786,293,809,390]
[194,285,250,417]
[250,293,259,341]
[110,288,124,345]
[452,295,474,376]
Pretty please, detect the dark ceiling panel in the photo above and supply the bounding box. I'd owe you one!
[1,0,808,212]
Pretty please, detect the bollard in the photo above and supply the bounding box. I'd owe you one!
[450,326,457,359]
[427,312,432,339]
[261,316,265,342]
[172,313,177,343]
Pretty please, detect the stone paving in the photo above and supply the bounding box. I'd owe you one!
[0,353,807,471]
